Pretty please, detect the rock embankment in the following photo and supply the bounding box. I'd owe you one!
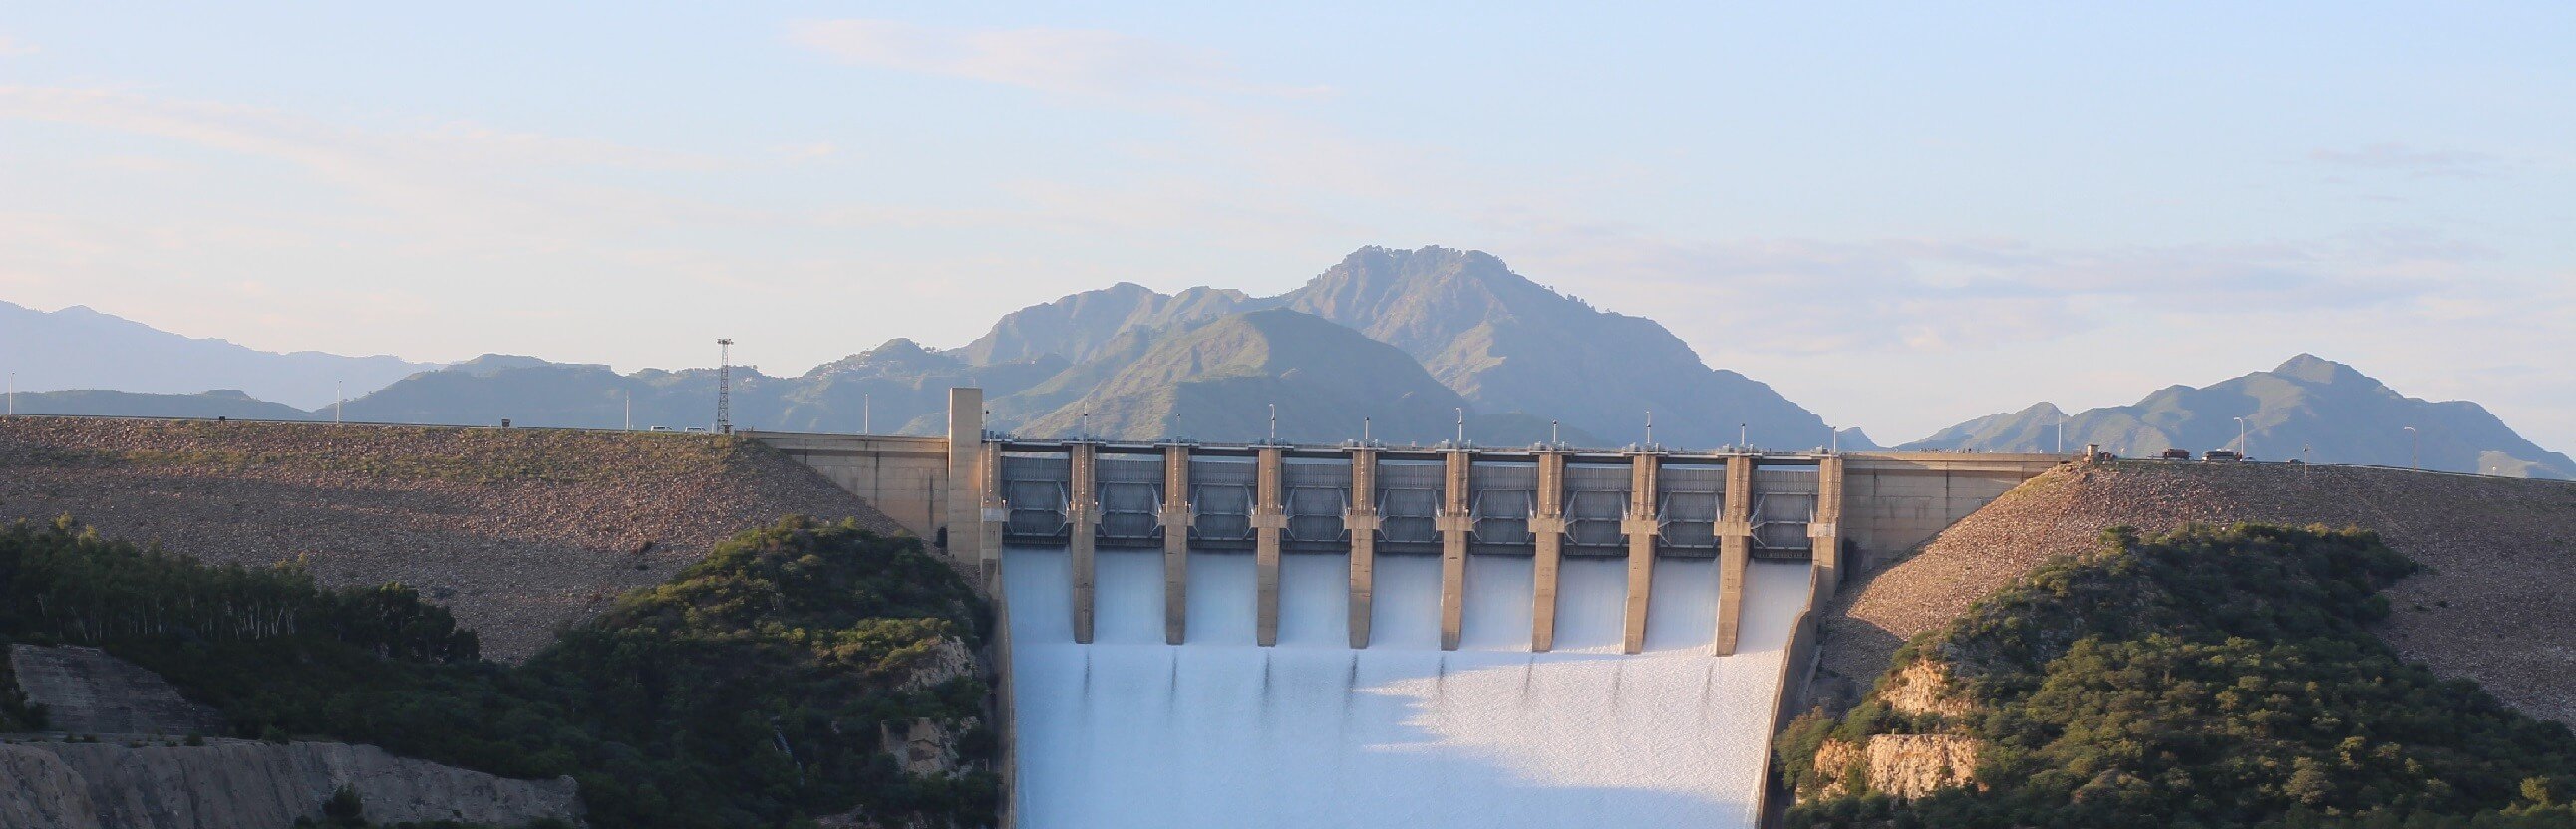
[8,646,223,737]
[0,738,582,829]
[0,417,907,660]
[1820,460,2576,725]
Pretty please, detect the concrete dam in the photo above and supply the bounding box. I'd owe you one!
[752,390,2067,827]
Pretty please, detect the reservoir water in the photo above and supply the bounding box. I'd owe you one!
[1003,546,1808,828]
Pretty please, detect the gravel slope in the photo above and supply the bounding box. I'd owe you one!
[1820,459,2576,725]
[0,417,909,661]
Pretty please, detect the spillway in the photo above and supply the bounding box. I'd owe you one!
[1003,547,1810,828]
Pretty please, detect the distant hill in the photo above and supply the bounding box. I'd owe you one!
[958,246,1856,450]
[956,283,1256,366]
[4,389,315,421]
[1007,309,1584,445]
[0,300,440,408]
[1902,355,2575,479]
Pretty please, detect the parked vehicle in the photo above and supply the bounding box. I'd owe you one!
[2158,448,2192,460]
[2201,450,2242,462]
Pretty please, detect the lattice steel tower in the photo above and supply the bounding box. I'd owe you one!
[715,338,734,434]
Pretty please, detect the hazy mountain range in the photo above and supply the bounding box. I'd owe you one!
[5,245,2568,478]
[1,300,440,408]
[1901,354,2576,478]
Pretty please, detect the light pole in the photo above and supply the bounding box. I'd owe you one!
[1454,407,1465,445]
[1739,422,1748,450]
[2234,416,2246,457]
[2404,426,2418,470]
[863,393,872,434]
[1267,403,1277,443]
[336,381,344,424]
[2056,416,2065,454]
[6,372,13,416]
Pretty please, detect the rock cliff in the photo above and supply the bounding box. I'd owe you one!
[0,738,580,829]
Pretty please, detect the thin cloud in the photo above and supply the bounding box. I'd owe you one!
[786,19,1330,103]
[0,36,37,57]
[2309,143,2502,179]
[1496,220,2484,357]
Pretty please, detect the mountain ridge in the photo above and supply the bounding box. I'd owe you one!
[1902,354,2575,478]
[0,300,442,409]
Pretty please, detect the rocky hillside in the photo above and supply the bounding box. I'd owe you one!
[1902,355,2575,479]
[4,645,579,829]
[1818,459,2576,726]
[0,417,904,660]
[1785,525,2576,827]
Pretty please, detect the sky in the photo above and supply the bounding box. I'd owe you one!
[2,3,2571,449]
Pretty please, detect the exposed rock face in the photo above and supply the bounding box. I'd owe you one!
[0,417,907,661]
[1862,734,1981,799]
[880,717,969,778]
[1878,660,1971,719]
[891,639,977,694]
[1808,734,1982,801]
[1820,460,2576,725]
[7,646,222,737]
[0,739,580,829]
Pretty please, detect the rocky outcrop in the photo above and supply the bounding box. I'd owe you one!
[891,639,977,694]
[1877,660,1971,719]
[8,646,222,737]
[1809,734,1983,801]
[880,717,970,778]
[0,738,580,829]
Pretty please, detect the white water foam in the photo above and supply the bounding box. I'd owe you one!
[1005,546,1808,829]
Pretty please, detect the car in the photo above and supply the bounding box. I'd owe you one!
[2201,450,2242,462]
[2158,448,2192,460]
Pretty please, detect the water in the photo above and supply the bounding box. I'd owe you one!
[1006,546,1808,828]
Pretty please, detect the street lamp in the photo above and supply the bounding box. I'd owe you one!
[2234,416,2246,457]
[2404,426,2418,470]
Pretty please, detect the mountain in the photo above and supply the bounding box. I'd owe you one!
[1279,247,1846,450]
[0,300,441,408]
[960,246,1857,450]
[955,283,1258,366]
[1007,309,1575,445]
[1903,355,2576,479]
[3,389,315,420]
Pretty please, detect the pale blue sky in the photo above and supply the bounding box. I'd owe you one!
[3,3,2571,447]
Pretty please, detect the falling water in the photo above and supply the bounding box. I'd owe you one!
[1005,546,1808,828]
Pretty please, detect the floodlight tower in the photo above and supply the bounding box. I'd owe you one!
[715,338,734,434]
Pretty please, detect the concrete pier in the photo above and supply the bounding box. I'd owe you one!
[944,388,986,573]
[1161,444,1191,644]
[1713,453,1755,656]
[1620,451,1661,654]
[1438,449,1473,651]
[1345,448,1381,649]
[978,441,1008,595]
[1254,447,1286,647]
[1067,441,1100,644]
[1811,455,1846,594]
[1529,450,1568,652]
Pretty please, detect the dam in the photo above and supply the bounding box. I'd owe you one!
[750,390,2069,827]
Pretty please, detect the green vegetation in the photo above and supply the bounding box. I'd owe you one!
[0,515,998,828]
[1783,524,2576,828]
